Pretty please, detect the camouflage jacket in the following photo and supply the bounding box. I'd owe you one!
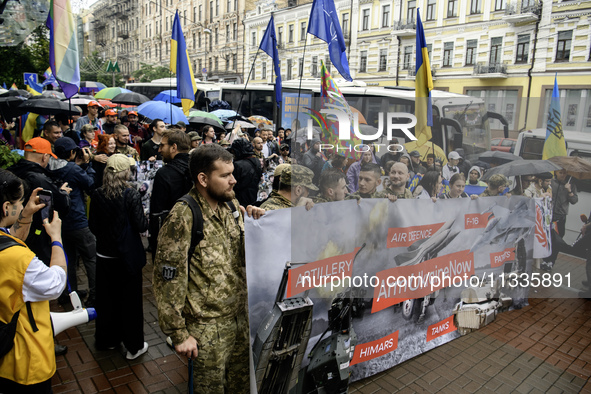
[153,188,246,346]
[260,190,293,211]
[312,195,330,204]
[115,145,140,161]
[346,190,388,200]
[384,187,413,199]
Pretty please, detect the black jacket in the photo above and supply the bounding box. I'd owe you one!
[140,139,162,161]
[89,186,148,257]
[231,139,262,207]
[8,159,71,264]
[148,153,192,248]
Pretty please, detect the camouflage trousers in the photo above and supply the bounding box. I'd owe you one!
[187,312,249,394]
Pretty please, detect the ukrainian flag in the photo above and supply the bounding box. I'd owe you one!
[542,75,567,160]
[415,9,433,147]
[170,11,197,116]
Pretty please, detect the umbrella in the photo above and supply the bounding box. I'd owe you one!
[211,109,239,123]
[61,94,95,106]
[188,110,222,124]
[478,151,522,164]
[548,156,591,179]
[153,90,182,104]
[248,115,272,125]
[79,81,106,94]
[291,126,322,144]
[41,90,65,99]
[0,96,27,119]
[0,88,7,95]
[225,120,255,129]
[189,117,226,134]
[137,101,188,124]
[481,160,562,182]
[17,99,81,116]
[94,87,132,100]
[404,140,448,166]
[111,92,150,105]
[0,89,31,98]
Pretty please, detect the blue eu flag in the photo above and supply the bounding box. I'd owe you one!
[259,16,282,106]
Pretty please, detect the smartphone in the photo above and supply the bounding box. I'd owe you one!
[38,190,54,222]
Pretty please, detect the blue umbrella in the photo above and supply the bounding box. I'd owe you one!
[211,109,239,123]
[153,89,182,104]
[138,101,188,124]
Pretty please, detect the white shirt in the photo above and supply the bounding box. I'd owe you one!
[442,164,459,181]
[262,142,270,158]
[23,256,67,302]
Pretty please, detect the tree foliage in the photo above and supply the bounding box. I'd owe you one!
[80,52,126,88]
[0,26,49,89]
[132,64,171,83]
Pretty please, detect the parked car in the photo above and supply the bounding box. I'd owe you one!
[490,138,517,153]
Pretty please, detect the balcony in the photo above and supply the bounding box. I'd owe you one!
[503,0,541,24]
[473,63,508,78]
[93,20,106,30]
[391,20,416,37]
[117,30,129,39]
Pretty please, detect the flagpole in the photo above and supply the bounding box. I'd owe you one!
[293,34,309,144]
[232,48,261,131]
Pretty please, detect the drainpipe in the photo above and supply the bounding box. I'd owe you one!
[519,1,542,132]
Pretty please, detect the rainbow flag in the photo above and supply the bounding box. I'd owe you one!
[10,83,18,90]
[415,9,433,147]
[316,60,362,159]
[170,11,197,116]
[542,75,567,160]
[46,0,80,98]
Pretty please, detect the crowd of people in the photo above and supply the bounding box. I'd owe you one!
[0,102,588,392]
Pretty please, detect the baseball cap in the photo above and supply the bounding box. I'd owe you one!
[274,163,290,177]
[105,154,136,173]
[280,143,289,151]
[219,139,231,146]
[187,131,202,141]
[87,100,102,108]
[409,150,421,157]
[24,137,57,158]
[176,121,187,128]
[281,164,319,191]
[54,137,79,157]
[488,174,509,189]
[105,109,117,116]
[127,111,138,116]
[448,151,461,160]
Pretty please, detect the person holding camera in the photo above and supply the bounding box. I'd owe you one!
[0,169,67,393]
[51,137,97,307]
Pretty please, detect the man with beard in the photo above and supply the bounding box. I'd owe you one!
[102,109,118,134]
[153,144,264,393]
[127,111,147,148]
[113,125,140,161]
[301,138,325,185]
[384,162,413,199]
[261,165,317,210]
[148,130,192,258]
[346,163,388,200]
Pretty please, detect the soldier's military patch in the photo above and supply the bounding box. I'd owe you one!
[162,266,177,281]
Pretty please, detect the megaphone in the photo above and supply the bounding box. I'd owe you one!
[50,291,97,337]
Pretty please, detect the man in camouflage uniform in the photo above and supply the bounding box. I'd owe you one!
[261,164,318,210]
[153,144,263,393]
[113,124,140,161]
[313,168,348,203]
[346,163,388,200]
[482,174,510,197]
[384,162,413,200]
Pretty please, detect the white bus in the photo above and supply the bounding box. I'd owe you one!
[125,78,221,110]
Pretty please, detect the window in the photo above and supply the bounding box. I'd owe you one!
[193,33,196,49]
[252,31,256,46]
[225,57,229,70]
[298,59,303,77]
[379,49,387,71]
[325,55,331,73]
[515,34,529,63]
[342,13,349,37]
[278,26,283,45]
[361,9,370,30]
[198,59,202,72]
[216,0,219,16]
[165,17,168,31]
[447,0,457,17]
[403,46,413,69]
[209,58,212,72]
[215,28,218,45]
[426,0,436,21]
[193,6,197,21]
[470,0,481,14]
[556,30,572,62]
[490,37,502,64]
[360,51,367,72]
[210,1,213,22]
[198,32,201,48]
[301,22,306,41]
[443,42,453,67]
[215,57,218,71]
[226,25,230,42]
[262,61,266,78]
[382,5,390,27]
[209,34,212,50]
[233,54,237,70]
[287,59,292,80]
[288,24,294,42]
[427,43,432,62]
[227,0,230,13]
[199,5,202,20]
[234,0,237,11]
[407,0,416,22]
[466,39,477,65]
[233,23,237,40]
[494,0,504,11]
[311,56,318,76]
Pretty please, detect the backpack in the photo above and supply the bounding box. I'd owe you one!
[0,236,38,358]
[177,194,239,261]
